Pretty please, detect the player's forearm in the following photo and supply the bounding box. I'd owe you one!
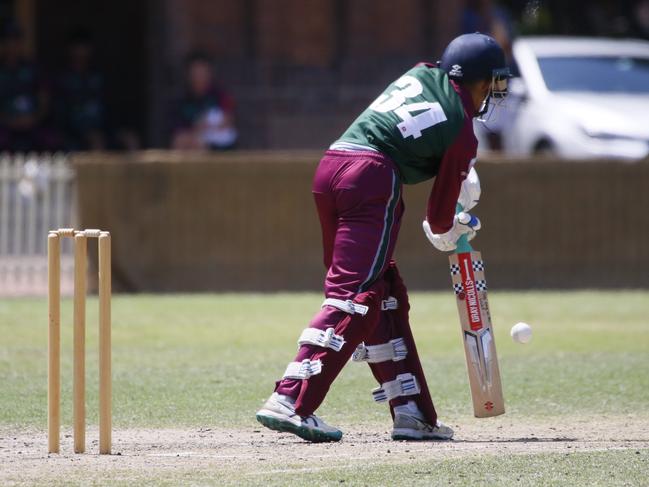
[426,162,464,233]
[426,189,456,234]
[427,119,477,232]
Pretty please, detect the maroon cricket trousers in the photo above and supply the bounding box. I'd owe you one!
[275,149,407,415]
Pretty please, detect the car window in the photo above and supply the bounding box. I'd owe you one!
[538,56,649,93]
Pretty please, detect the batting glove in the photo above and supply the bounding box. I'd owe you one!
[458,167,481,211]
[422,212,481,252]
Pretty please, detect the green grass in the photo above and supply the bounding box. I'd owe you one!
[2,291,647,428]
[1,291,648,485]
[4,450,648,486]
[238,449,649,487]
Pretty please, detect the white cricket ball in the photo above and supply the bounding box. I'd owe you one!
[510,322,533,344]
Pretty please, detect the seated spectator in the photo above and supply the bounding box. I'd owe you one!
[54,28,106,150]
[0,22,56,151]
[462,0,514,59]
[171,51,237,150]
[632,0,649,39]
[462,0,515,151]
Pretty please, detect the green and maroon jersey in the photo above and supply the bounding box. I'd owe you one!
[333,64,478,233]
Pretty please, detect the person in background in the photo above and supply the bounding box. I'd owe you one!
[631,0,649,39]
[171,51,237,150]
[462,0,514,60]
[462,0,515,151]
[0,22,55,152]
[55,28,107,150]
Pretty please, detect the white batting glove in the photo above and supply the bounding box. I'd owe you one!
[458,167,481,211]
[422,212,481,252]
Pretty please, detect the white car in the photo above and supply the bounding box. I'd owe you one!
[477,37,649,159]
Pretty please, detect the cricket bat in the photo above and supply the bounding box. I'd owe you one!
[448,209,505,418]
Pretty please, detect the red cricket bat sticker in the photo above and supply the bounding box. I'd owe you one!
[458,253,484,331]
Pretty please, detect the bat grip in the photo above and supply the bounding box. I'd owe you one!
[455,203,473,254]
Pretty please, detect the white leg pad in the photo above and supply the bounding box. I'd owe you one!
[298,327,345,352]
[372,373,420,403]
[283,359,323,380]
[322,298,369,316]
[352,338,407,363]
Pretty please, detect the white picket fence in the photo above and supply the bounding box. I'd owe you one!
[0,153,76,296]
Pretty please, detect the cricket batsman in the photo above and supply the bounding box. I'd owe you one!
[256,33,510,442]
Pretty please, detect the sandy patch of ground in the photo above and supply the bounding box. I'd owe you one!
[1,416,648,484]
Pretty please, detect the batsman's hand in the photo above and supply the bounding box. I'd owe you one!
[422,212,481,252]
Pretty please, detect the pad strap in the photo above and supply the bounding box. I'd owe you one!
[372,373,420,403]
[322,298,369,316]
[352,338,407,363]
[283,359,323,380]
[323,296,398,315]
[381,296,399,311]
[298,327,345,352]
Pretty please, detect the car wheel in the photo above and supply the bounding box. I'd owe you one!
[533,140,556,157]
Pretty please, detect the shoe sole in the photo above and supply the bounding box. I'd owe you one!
[256,410,342,443]
[391,428,453,441]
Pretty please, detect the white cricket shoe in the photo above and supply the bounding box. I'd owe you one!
[391,402,454,441]
[256,393,343,443]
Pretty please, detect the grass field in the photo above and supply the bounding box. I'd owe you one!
[1,291,648,486]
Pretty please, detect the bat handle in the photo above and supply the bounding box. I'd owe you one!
[454,203,473,254]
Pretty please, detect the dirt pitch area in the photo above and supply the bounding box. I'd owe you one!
[2,416,648,485]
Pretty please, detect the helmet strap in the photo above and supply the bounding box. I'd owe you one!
[477,94,491,119]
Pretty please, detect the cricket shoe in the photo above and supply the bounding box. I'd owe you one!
[391,403,454,441]
[256,393,343,443]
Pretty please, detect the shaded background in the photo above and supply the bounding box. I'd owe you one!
[3,0,647,149]
[1,0,648,293]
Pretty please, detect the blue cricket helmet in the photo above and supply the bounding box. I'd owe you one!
[438,32,509,85]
